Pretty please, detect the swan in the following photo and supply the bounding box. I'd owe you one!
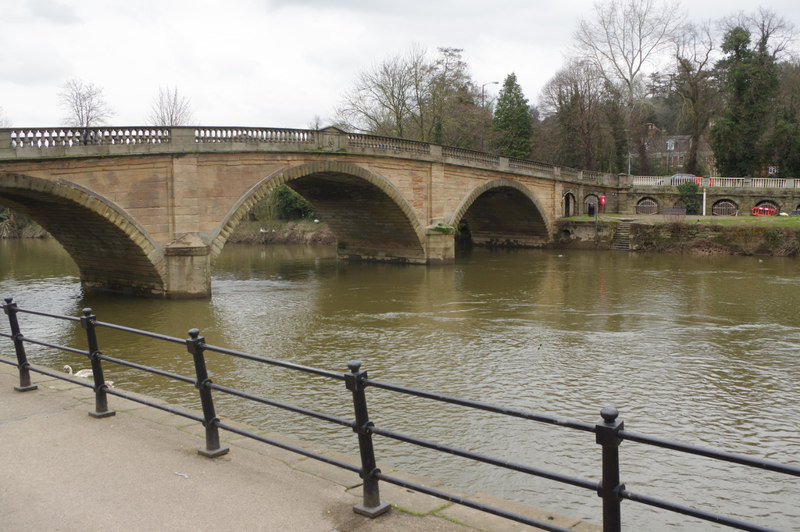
[63,365,93,378]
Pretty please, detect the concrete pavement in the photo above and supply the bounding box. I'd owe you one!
[0,362,598,531]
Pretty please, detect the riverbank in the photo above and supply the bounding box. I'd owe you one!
[228,219,336,246]
[5,214,799,257]
[556,214,800,256]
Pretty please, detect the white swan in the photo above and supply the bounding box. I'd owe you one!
[63,365,93,378]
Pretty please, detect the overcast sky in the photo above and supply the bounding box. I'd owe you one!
[2,0,798,129]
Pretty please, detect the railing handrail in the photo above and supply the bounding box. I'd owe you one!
[2,298,797,531]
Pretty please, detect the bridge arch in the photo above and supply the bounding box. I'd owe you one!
[211,161,428,264]
[0,173,166,296]
[449,179,551,247]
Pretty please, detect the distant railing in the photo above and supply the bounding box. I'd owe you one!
[630,175,796,189]
[710,177,745,188]
[631,176,664,186]
[750,178,787,188]
[3,298,798,531]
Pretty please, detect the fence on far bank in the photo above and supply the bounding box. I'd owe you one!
[2,297,798,532]
[631,175,799,189]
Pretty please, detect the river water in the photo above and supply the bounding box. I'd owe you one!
[1,239,798,530]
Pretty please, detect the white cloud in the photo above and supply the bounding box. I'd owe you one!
[1,0,798,128]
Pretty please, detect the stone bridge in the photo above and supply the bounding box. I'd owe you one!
[3,126,796,298]
[0,126,620,298]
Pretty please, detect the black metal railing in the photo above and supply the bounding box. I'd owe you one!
[2,297,798,531]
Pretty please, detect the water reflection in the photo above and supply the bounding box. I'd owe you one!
[1,239,798,530]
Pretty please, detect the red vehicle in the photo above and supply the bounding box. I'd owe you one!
[751,206,776,216]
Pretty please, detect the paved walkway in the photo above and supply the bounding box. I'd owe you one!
[0,362,598,531]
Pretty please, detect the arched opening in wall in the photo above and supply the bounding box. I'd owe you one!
[636,198,658,214]
[755,200,779,211]
[563,192,577,217]
[455,184,549,249]
[712,200,738,216]
[584,194,598,216]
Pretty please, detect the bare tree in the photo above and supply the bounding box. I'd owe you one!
[59,78,114,128]
[307,115,323,130]
[540,59,607,169]
[336,47,422,138]
[336,46,483,148]
[0,106,10,127]
[575,0,684,174]
[148,86,195,127]
[575,0,684,105]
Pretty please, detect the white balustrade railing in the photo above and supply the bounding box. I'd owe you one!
[193,127,314,144]
[710,177,745,187]
[751,178,787,188]
[631,176,665,186]
[8,128,170,148]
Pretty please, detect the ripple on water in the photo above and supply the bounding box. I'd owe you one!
[3,244,799,530]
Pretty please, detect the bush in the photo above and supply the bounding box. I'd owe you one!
[676,181,701,215]
[271,185,314,220]
[247,186,315,222]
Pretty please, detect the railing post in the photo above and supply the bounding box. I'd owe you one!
[345,360,391,518]
[3,298,38,392]
[596,407,624,532]
[186,328,229,458]
[80,309,115,418]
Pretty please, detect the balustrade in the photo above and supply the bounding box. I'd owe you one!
[8,127,169,148]
[346,132,430,155]
[193,127,314,144]
[2,125,796,190]
[442,146,500,166]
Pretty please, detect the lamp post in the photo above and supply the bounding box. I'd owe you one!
[481,81,498,151]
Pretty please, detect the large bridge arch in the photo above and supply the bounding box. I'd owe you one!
[449,179,552,247]
[0,173,166,296]
[210,161,429,264]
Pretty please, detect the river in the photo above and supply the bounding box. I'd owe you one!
[1,239,798,530]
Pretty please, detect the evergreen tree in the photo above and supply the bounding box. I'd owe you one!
[492,73,533,158]
[711,26,780,176]
[769,61,800,177]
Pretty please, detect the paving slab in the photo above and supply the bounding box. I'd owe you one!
[0,362,599,531]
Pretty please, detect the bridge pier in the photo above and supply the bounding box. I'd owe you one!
[425,225,455,264]
[164,233,211,299]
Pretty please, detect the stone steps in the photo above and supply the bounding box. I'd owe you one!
[611,221,632,250]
